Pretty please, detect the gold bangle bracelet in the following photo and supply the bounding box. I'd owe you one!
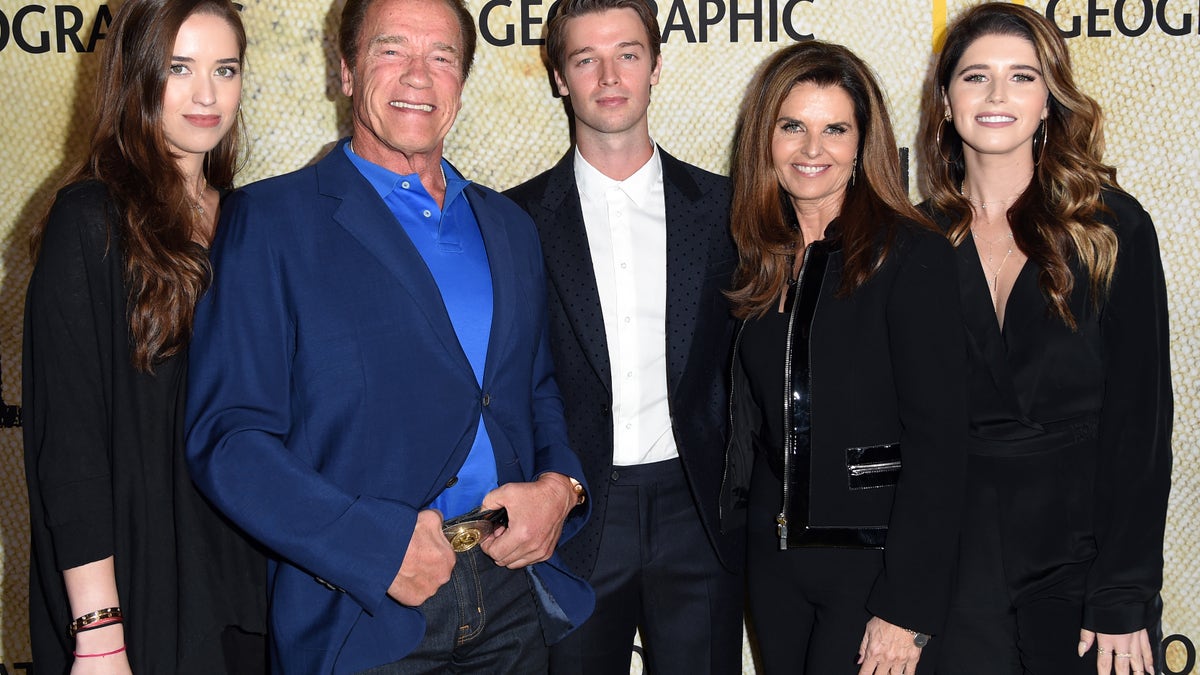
[68,607,123,638]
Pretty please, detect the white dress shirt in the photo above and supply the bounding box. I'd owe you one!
[574,146,677,466]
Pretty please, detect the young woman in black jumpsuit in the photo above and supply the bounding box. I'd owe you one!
[918,4,1172,674]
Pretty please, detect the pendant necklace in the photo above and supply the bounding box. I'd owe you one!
[189,179,209,218]
[971,228,1014,303]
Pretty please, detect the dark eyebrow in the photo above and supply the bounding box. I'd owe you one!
[566,45,594,60]
[957,62,1042,76]
[170,56,242,64]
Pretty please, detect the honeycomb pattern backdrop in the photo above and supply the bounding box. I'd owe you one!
[0,0,1195,671]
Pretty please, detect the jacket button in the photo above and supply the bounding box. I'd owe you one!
[446,476,458,488]
[482,393,491,406]
[600,404,610,414]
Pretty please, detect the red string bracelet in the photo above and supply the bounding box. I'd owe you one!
[74,645,126,658]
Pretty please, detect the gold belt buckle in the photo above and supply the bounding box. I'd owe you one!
[441,507,508,553]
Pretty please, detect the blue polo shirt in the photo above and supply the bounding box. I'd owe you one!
[345,143,497,518]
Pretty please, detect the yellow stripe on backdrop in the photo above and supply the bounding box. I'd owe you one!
[0,1,1196,673]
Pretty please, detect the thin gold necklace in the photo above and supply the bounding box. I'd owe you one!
[971,227,1014,300]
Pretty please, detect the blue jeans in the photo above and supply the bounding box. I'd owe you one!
[358,545,548,674]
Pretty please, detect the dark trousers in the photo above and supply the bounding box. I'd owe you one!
[745,454,897,674]
[550,458,743,675]
[359,545,548,674]
[934,453,1095,675]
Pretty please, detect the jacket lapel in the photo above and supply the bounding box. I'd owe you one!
[661,148,712,392]
[317,144,473,375]
[534,153,613,394]
[468,185,517,380]
[956,236,1040,428]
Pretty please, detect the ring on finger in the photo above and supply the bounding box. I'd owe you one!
[1098,647,1106,656]
[1115,653,1133,658]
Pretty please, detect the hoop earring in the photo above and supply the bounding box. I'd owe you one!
[935,114,954,164]
[1034,119,1048,166]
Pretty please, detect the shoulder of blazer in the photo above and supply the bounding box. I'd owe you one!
[659,146,729,200]
[1098,186,1154,239]
[505,151,576,213]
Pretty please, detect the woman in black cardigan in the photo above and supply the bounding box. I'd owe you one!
[24,1,266,672]
[721,41,968,674]
[917,4,1172,674]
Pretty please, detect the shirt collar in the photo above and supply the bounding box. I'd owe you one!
[343,140,471,208]
[573,142,662,208]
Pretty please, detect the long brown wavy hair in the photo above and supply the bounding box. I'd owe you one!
[728,41,930,319]
[919,2,1118,329]
[31,0,246,372]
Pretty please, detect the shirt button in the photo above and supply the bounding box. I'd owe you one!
[620,262,628,269]
[624,316,631,324]
[401,181,410,189]
[482,393,491,406]
[446,476,458,488]
[423,209,432,218]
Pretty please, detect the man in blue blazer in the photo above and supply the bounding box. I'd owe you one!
[185,0,592,672]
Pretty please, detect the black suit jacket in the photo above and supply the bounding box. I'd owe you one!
[723,222,970,635]
[506,148,742,577]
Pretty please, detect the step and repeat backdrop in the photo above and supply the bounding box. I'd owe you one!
[0,0,1196,671]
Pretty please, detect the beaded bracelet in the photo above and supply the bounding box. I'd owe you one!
[74,646,126,658]
[68,607,123,637]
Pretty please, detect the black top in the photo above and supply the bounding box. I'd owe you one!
[23,181,267,674]
[738,304,789,463]
[927,188,1172,633]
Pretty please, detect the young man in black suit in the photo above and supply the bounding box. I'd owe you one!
[506,0,743,671]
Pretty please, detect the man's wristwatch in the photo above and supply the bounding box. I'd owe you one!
[568,477,586,506]
[907,630,930,648]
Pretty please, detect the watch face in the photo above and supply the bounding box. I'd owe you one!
[913,633,930,648]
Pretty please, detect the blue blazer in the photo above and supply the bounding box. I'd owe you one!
[186,140,594,674]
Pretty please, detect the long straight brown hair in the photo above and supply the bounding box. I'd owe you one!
[919,2,1118,329]
[31,0,247,372]
[728,41,930,319]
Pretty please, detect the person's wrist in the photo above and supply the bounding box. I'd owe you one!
[73,621,125,653]
[537,472,579,513]
[905,628,930,648]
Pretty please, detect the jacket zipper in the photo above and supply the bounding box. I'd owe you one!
[847,460,902,477]
[778,244,813,550]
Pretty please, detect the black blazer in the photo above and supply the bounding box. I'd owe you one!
[931,189,1172,634]
[723,222,969,634]
[506,148,742,577]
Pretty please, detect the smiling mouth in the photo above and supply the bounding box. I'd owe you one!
[184,114,221,128]
[792,164,829,175]
[977,115,1016,123]
[391,101,434,112]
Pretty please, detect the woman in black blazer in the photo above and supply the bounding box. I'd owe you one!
[721,42,968,674]
[917,4,1172,674]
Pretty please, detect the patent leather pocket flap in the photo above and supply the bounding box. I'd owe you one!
[845,443,901,491]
